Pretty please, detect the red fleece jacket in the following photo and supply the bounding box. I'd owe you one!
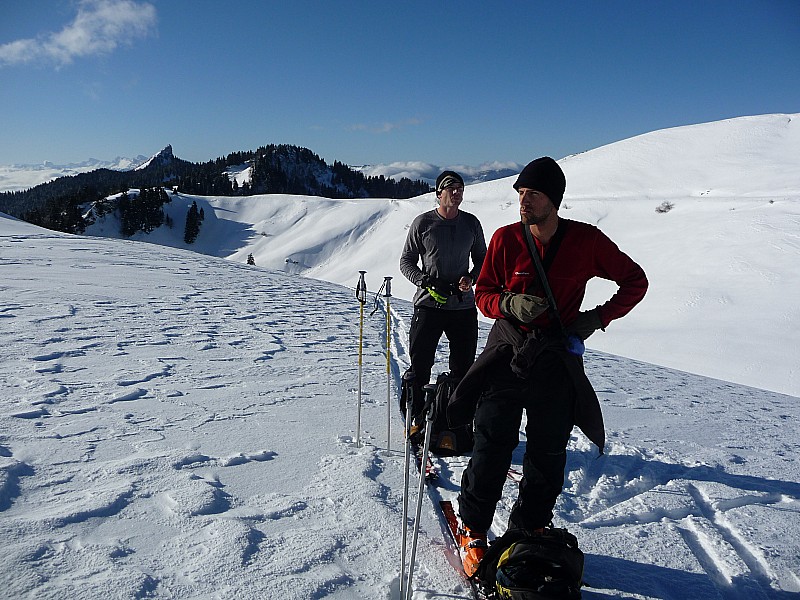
[476,219,648,330]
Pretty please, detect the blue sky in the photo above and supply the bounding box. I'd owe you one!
[1,0,798,168]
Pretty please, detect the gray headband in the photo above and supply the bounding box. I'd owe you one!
[437,175,462,192]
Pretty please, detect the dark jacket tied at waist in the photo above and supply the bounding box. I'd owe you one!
[447,318,605,454]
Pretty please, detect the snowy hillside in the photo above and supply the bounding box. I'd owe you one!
[84,113,800,398]
[1,213,798,599]
[561,114,800,198]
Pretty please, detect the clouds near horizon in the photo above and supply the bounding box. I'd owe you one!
[0,0,157,68]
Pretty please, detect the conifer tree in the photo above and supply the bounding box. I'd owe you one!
[184,201,200,244]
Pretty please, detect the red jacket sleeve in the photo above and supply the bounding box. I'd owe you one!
[588,230,648,327]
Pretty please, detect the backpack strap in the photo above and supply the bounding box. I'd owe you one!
[521,220,568,336]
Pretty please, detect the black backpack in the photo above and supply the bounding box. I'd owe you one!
[474,528,584,599]
[429,372,474,456]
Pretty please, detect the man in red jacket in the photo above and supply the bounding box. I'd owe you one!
[452,157,648,577]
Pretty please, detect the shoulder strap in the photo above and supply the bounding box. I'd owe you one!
[521,221,567,334]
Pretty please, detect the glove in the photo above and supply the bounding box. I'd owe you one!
[500,293,549,323]
[427,287,448,304]
[570,308,603,340]
[422,275,453,304]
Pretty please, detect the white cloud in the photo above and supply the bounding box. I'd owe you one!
[0,0,157,68]
[348,117,422,134]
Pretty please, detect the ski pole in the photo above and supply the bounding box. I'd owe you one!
[370,277,393,452]
[405,383,436,600]
[399,387,413,600]
[383,276,393,453]
[355,271,367,448]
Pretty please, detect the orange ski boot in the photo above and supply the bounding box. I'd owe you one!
[457,525,488,578]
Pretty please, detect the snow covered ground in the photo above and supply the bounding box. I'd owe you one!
[2,113,799,598]
[1,213,799,599]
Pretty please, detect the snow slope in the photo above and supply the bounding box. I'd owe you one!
[85,113,800,398]
[1,212,798,599]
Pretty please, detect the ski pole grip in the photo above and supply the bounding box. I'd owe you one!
[356,271,367,303]
[422,384,437,423]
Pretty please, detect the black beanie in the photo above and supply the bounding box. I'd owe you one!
[512,157,566,208]
[435,170,465,193]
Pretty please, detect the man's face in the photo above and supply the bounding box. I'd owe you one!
[438,184,464,210]
[518,188,553,225]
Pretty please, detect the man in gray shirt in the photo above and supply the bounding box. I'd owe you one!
[399,170,487,435]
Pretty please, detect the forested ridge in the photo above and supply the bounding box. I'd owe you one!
[0,144,431,234]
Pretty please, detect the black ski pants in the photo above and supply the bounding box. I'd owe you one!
[458,350,575,532]
[407,306,478,420]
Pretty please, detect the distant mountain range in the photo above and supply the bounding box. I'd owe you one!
[0,154,151,193]
[354,161,523,187]
[0,144,435,230]
[0,151,520,195]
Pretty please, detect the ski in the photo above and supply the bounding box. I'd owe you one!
[416,449,519,485]
[439,456,521,484]
[407,421,438,481]
[506,467,523,483]
[412,443,438,481]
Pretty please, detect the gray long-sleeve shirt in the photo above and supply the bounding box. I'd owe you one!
[399,209,487,309]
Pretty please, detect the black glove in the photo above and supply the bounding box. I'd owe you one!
[500,292,549,323]
[570,308,603,340]
[421,276,455,297]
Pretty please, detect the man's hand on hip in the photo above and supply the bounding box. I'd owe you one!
[570,308,603,340]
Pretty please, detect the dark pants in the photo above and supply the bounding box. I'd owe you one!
[406,306,478,421]
[458,350,575,532]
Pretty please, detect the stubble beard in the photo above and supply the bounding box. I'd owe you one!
[521,213,543,226]
[520,205,552,226]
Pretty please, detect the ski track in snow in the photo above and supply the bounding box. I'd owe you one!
[1,224,798,599]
